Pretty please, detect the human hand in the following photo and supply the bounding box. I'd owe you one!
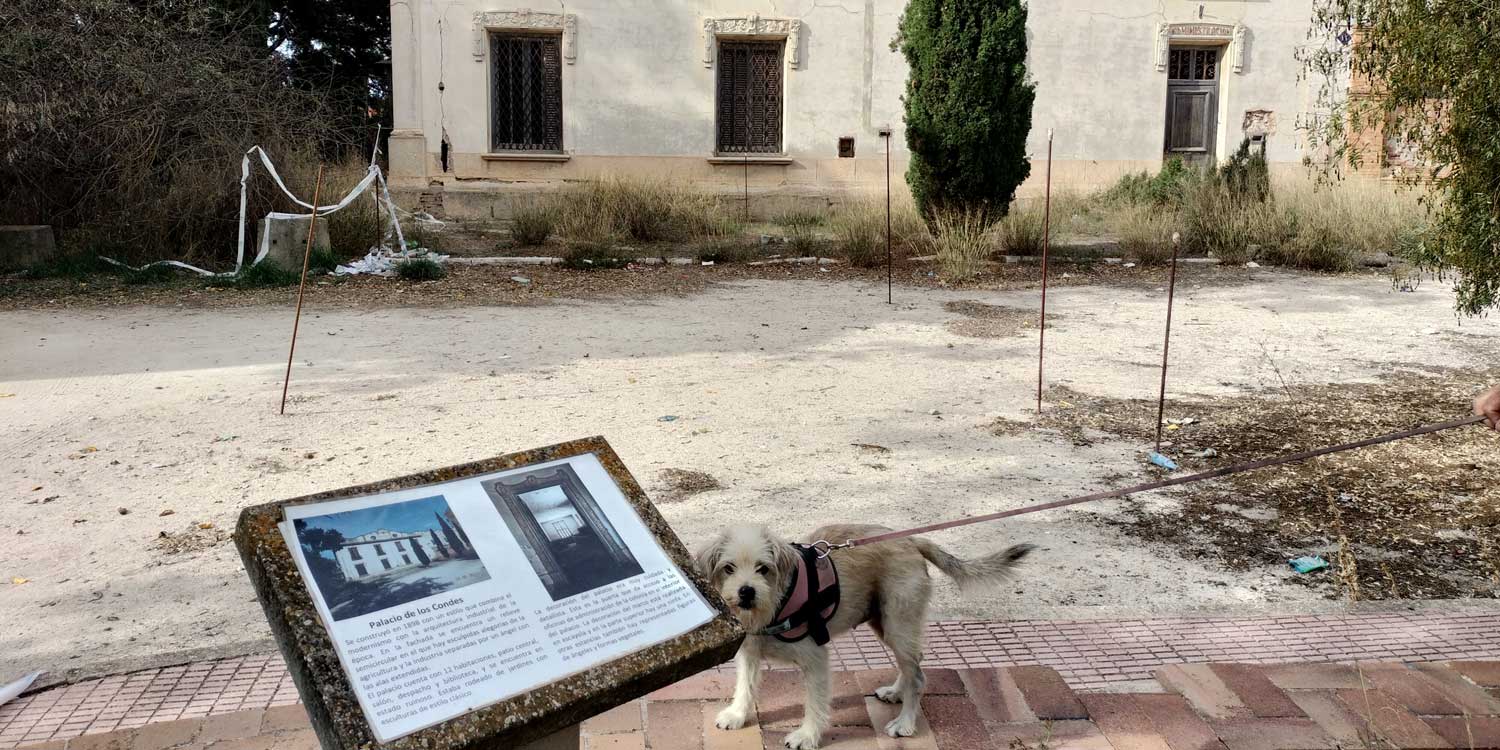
[1475,386,1500,430]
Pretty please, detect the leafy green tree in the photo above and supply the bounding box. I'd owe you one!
[897,0,1035,221]
[1304,1,1499,314]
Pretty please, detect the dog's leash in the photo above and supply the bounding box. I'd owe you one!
[808,413,1488,556]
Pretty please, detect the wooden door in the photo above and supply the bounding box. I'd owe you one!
[1164,47,1221,166]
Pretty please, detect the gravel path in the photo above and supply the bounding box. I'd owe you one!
[2,270,1495,686]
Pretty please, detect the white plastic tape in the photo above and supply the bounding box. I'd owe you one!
[232,146,405,271]
[107,146,409,277]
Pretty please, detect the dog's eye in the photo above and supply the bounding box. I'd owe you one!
[755,564,770,575]
[721,563,736,575]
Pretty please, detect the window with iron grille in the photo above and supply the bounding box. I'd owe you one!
[1168,47,1219,81]
[490,33,563,152]
[716,40,784,154]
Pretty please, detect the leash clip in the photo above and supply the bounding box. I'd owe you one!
[808,539,852,558]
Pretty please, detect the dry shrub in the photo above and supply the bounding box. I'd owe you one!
[1259,177,1425,271]
[554,177,725,245]
[829,202,885,267]
[1180,175,1264,264]
[828,196,928,267]
[0,0,347,265]
[930,209,994,281]
[509,200,557,246]
[785,226,823,257]
[1116,206,1178,265]
[773,209,826,229]
[996,204,1045,256]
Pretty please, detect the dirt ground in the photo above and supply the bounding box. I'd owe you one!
[2,265,1497,687]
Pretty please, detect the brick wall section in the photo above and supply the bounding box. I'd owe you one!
[9,661,1498,750]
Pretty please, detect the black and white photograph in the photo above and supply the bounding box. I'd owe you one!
[484,462,644,601]
[292,495,491,621]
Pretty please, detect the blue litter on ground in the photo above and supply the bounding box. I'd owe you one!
[1289,556,1329,574]
[1148,452,1179,470]
[658,415,678,422]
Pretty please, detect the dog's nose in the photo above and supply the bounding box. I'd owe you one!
[737,586,756,604]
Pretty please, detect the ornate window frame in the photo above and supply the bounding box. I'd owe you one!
[703,14,803,70]
[473,9,577,64]
[1154,22,1246,74]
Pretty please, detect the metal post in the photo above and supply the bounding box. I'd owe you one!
[280,165,326,416]
[1036,129,1054,417]
[881,127,893,305]
[1154,233,1183,452]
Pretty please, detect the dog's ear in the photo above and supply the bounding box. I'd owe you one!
[769,531,800,579]
[694,533,725,579]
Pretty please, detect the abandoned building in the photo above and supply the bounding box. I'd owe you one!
[386,0,1340,217]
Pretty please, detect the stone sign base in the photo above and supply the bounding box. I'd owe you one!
[258,216,329,270]
[0,225,58,271]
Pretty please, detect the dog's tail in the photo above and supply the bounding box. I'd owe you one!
[913,538,1035,589]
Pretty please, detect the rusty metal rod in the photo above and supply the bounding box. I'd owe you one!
[1154,233,1183,451]
[280,164,325,416]
[1036,130,1054,416]
[884,130,893,305]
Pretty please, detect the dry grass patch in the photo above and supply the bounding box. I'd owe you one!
[1115,206,1178,265]
[154,522,230,555]
[930,210,994,280]
[657,468,723,504]
[993,369,1500,600]
[942,300,1049,339]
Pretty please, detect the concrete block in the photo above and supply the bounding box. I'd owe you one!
[257,216,329,270]
[0,225,58,270]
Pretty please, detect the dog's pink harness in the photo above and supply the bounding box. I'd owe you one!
[760,544,840,646]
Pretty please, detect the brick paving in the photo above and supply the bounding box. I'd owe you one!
[4,660,1498,750]
[1,611,1497,749]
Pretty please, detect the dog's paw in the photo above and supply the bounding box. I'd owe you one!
[714,707,749,730]
[885,715,917,738]
[783,726,821,750]
[875,684,903,704]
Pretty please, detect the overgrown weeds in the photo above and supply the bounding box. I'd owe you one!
[785,227,822,256]
[996,204,1045,256]
[510,201,557,246]
[24,253,113,280]
[772,210,825,229]
[208,260,300,289]
[554,178,725,245]
[1115,206,1178,265]
[830,202,886,267]
[121,264,179,286]
[930,210,994,281]
[562,241,632,270]
[1105,157,1191,206]
[395,257,446,281]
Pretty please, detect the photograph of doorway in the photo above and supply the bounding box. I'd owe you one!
[483,462,644,601]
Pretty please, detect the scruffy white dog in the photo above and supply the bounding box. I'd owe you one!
[696,523,1033,750]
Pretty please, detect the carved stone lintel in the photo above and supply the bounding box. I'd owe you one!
[703,15,804,69]
[1154,21,1246,74]
[473,9,577,64]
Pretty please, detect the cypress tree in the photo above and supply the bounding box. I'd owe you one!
[899,0,1035,221]
[436,512,466,557]
[429,529,450,558]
